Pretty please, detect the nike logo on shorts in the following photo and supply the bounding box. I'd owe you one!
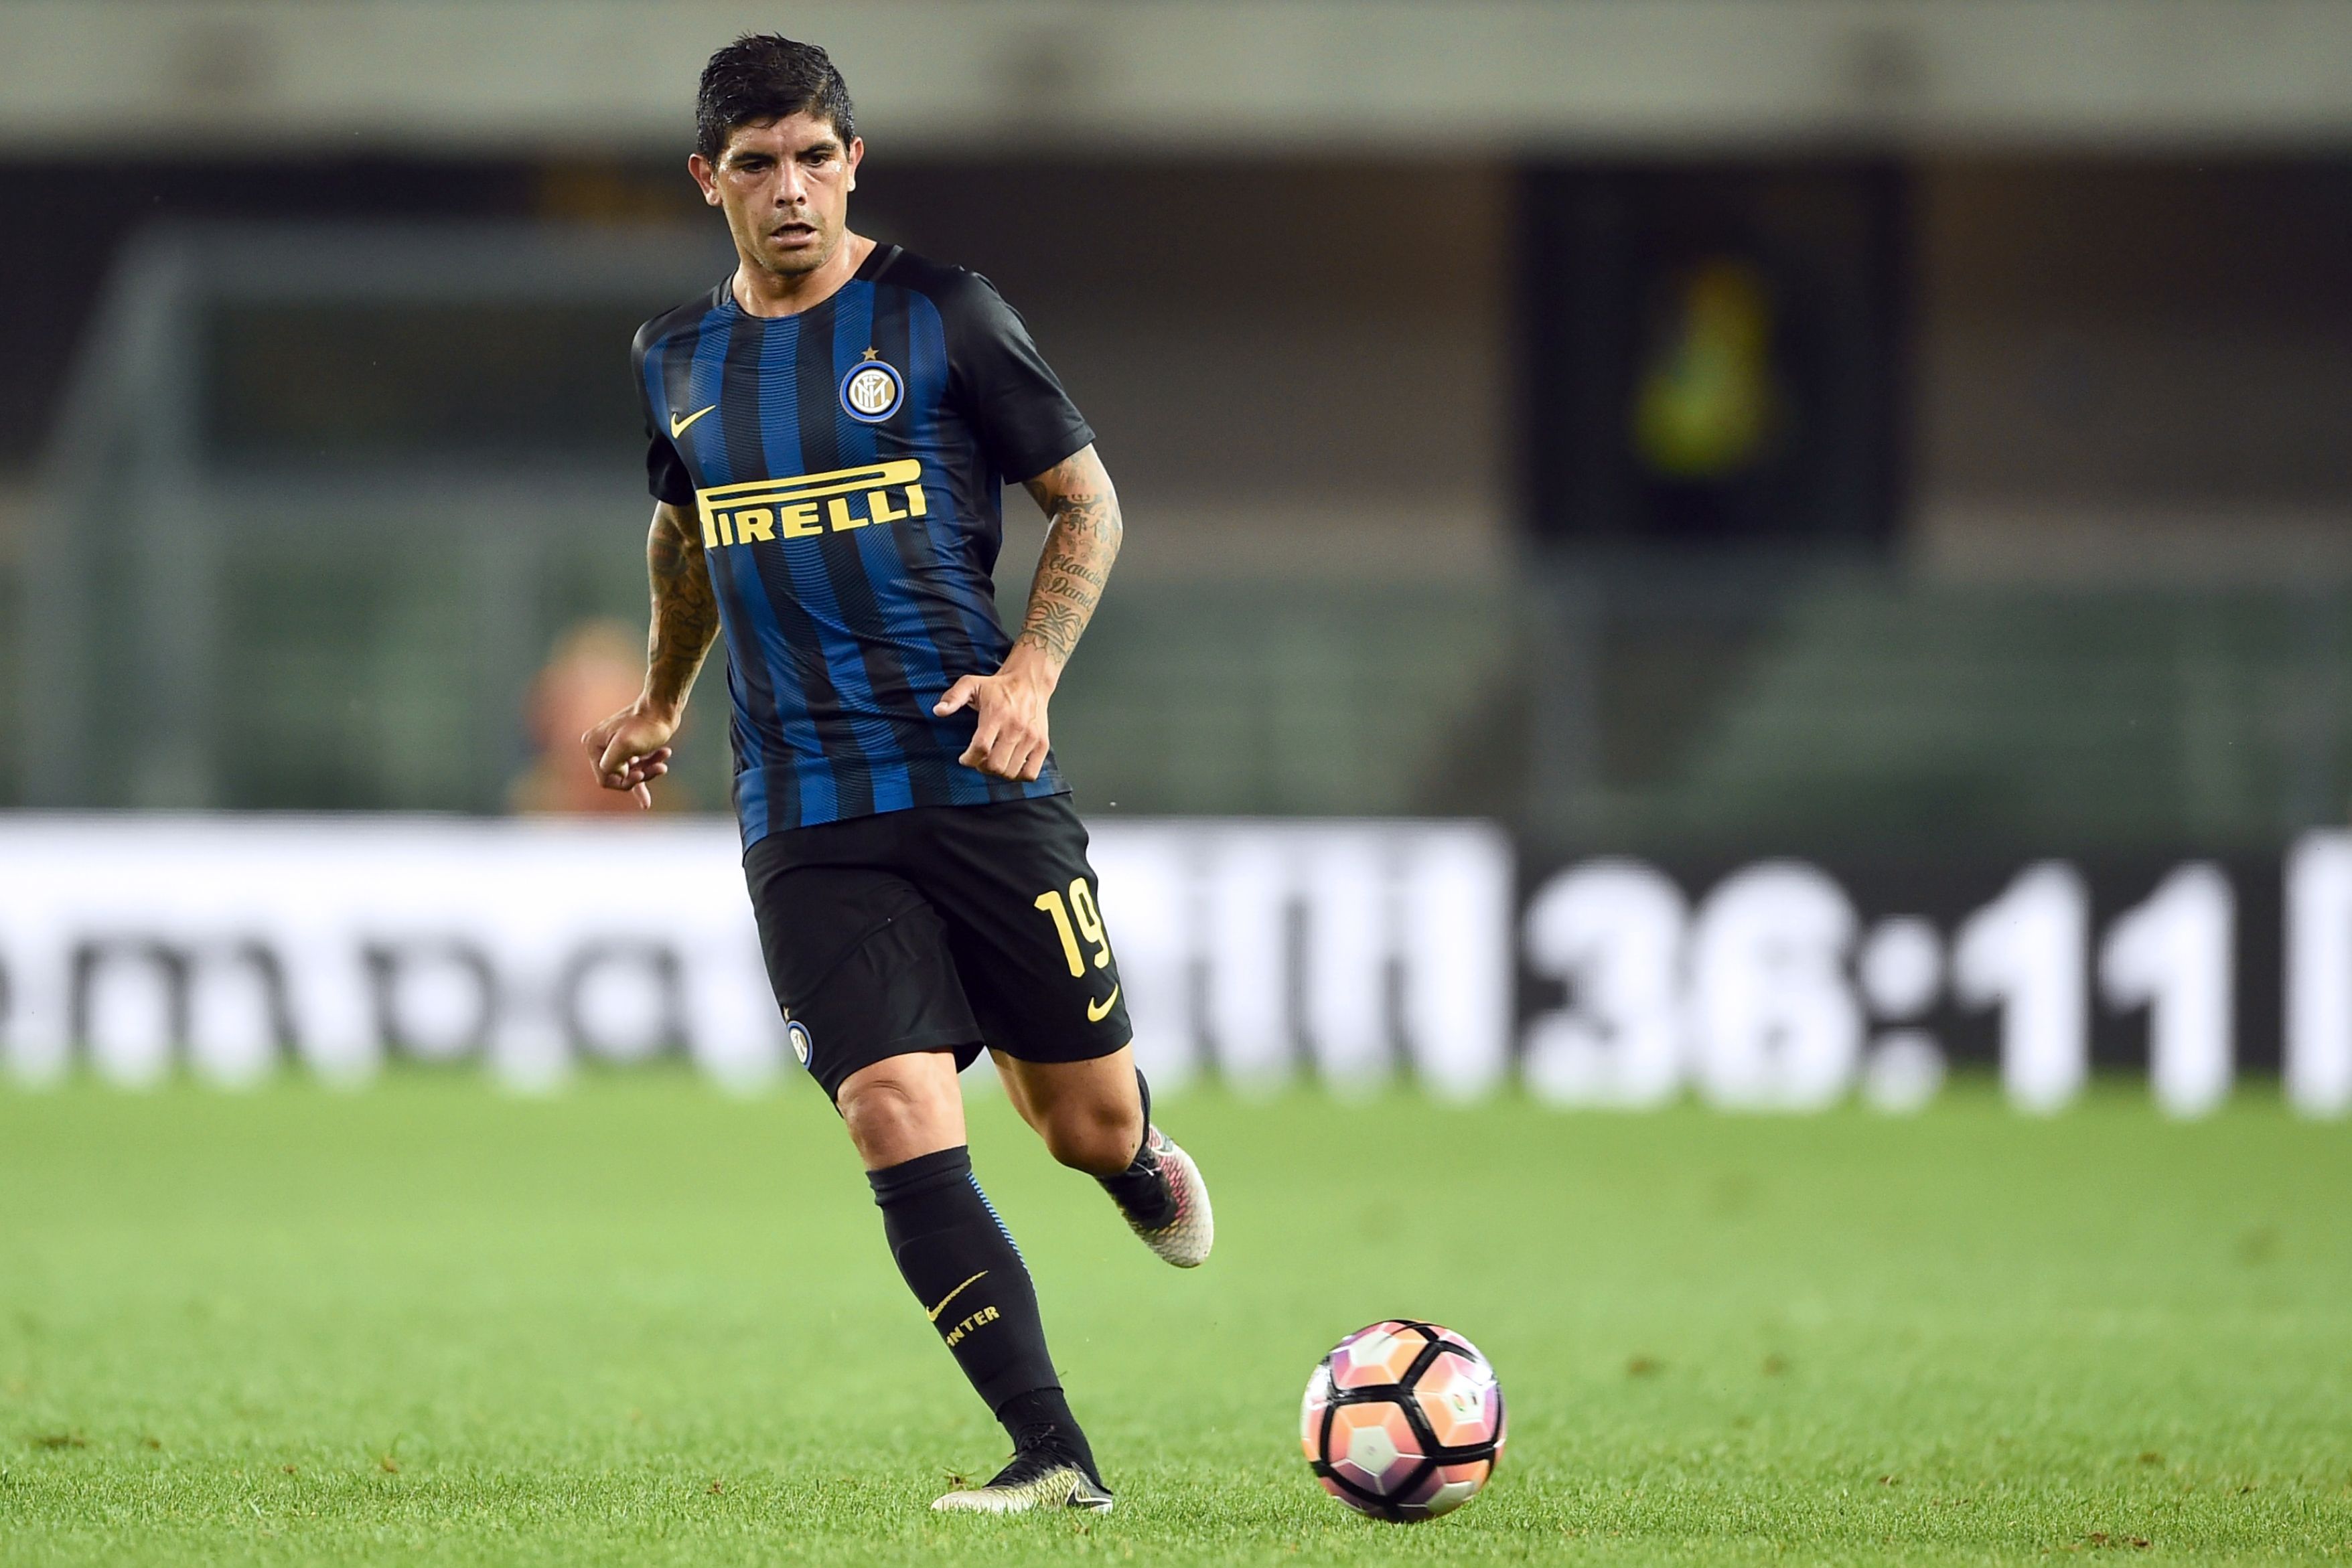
[1086,985,1120,1023]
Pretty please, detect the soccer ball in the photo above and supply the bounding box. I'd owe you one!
[1300,1320,1505,1521]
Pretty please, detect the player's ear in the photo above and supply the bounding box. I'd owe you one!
[688,153,723,207]
[844,136,864,191]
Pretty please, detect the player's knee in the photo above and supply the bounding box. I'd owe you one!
[840,1073,958,1166]
[1041,1101,1142,1177]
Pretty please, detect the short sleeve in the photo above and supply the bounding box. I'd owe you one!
[645,432,693,507]
[644,433,686,505]
[632,323,696,507]
[946,274,1095,482]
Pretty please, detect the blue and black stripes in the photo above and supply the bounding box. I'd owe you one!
[967,1172,1027,1265]
[629,244,1092,846]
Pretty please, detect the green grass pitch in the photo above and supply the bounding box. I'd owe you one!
[3,1075,2349,1565]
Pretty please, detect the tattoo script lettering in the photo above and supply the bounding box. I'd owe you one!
[1016,449,1122,669]
[646,502,719,709]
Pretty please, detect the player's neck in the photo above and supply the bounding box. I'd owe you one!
[730,232,876,319]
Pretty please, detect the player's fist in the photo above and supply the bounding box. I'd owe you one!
[581,702,679,809]
[934,659,1054,782]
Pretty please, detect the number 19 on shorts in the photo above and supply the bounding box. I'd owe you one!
[1035,879,1111,977]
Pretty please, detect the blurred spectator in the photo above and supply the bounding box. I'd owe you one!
[510,619,686,814]
[1631,258,1784,482]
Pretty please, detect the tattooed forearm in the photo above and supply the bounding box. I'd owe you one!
[645,501,719,713]
[1016,445,1122,671]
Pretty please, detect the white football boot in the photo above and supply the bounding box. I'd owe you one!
[932,1442,1114,1514]
[1122,1125,1214,1268]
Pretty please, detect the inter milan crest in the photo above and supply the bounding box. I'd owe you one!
[786,1017,814,1067]
[840,348,904,424]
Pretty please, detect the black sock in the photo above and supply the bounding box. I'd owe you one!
[1096,1068,1176,1229]
[867,1146,1096,1472]
[997,1386,1100,1486]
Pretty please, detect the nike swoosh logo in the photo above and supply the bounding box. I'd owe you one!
[670,404,717,438]
[1086,984,1121,1023]
[926,1270,988,1322]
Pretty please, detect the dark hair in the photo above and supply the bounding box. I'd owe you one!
[695,34,855,160]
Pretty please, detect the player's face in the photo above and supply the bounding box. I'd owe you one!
[690,114,863,279]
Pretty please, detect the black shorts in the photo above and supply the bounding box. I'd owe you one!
[742,793,1134,1101]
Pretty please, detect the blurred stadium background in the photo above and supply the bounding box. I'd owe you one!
[3,0,2352,1113]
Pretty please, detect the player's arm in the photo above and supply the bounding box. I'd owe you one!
[934,443,1122,782]
[583,501,719,806]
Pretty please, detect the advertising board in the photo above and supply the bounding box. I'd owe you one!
[4,817,2349,1116]
[0,817,1510,1101]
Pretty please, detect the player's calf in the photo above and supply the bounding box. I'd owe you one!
[867,1146,1108,1490]
[1037,1101,1143,1177]
[995,1054,1212,1267]
[1095,1070,1215,1269]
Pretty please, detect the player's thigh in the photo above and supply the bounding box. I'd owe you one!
[990,1044,1142,1168]
[991,1044,1138,1123]
[916,796,1132,1066]
[741,848,986,1105]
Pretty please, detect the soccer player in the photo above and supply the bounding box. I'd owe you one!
[581,35,1211,1514]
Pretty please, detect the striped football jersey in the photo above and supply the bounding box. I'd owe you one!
[633,244,1092,845]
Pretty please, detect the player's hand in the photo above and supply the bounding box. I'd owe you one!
[935,652,1055,781]
[581,701,679,809]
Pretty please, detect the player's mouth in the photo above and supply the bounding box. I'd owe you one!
[768,222,819,248]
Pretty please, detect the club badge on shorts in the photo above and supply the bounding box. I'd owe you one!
[840,353,904,423]
[786,1018,814,1068]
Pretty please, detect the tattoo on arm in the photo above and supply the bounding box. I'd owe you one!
[1017,446,1122,670]
[646,501,719,712]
